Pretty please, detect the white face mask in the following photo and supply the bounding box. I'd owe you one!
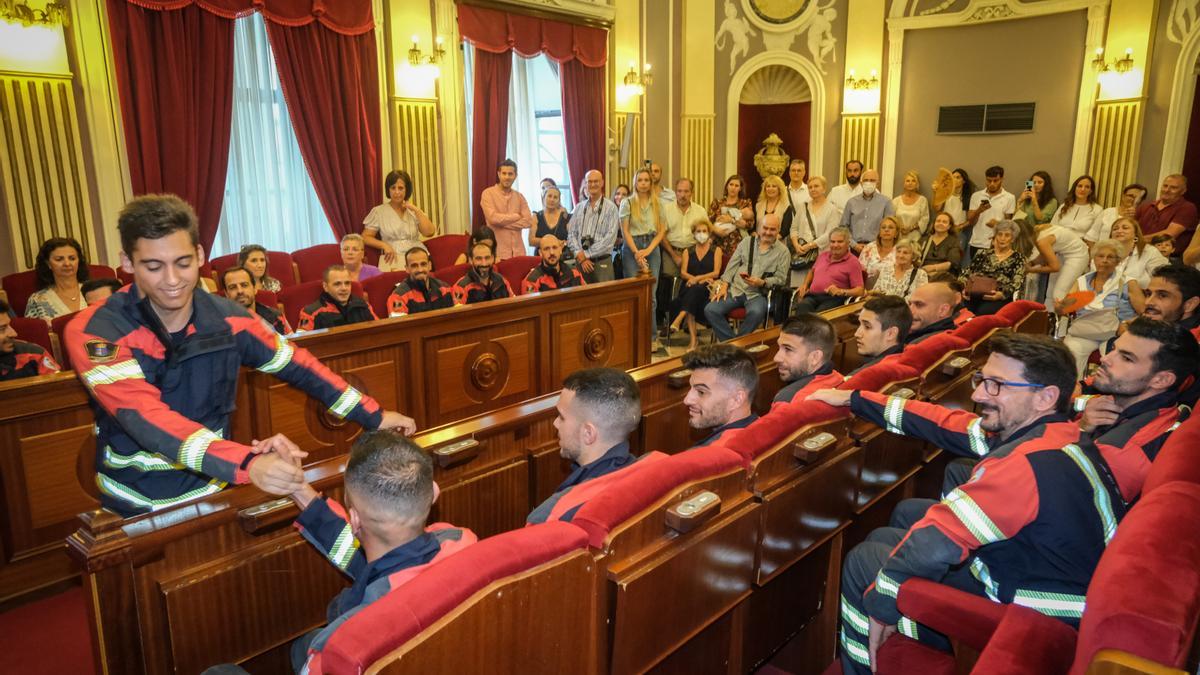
[694,232,710,244]
[861,181,877,195]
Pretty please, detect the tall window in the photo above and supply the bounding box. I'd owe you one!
[212,13,334,258]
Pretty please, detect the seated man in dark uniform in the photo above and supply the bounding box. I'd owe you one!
[222,266,290,334]
[527,367,640,524]
[682,344,759,447]
[298,264,377,331]
[846,295,910,378]
[523,234,585,294]
[0,301,59,380]
[773,314,843,404]
[386,248,454,317]
[452,240,514,305]
[928,272,975,326]
[906,280,960,344]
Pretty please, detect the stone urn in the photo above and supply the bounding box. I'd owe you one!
[753,133,789,181]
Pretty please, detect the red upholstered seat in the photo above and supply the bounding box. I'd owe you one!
[839,360,921,393]
[2,265,115,315]
[995,299,1045,325]
[319,521,589,675]
[10,316,53,357]
[570,445,746,547]
[291,243,342,282]
[362,271,409,319]
[495,256,540,294]
[210,250,298,289]
[896,333,970,372]
[724,402,847,461]
[1142,413,1200,494]
[277,279,365,328]
[50,311,80,368]
[424,233,469,271]
[432,262,469,287]
[875,635,955,675]
[951,313,1010,346]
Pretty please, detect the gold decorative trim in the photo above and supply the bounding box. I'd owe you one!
[681,115,714,208]
[840,114,879,175]
[1088,99,1143,208]
[391,97,445,233]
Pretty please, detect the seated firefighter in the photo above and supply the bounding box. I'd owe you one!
[523,234,585,294]
[298,265,377,331]
[682,343,760,447]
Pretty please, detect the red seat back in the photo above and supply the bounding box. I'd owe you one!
[432,263,469,287]
[10,316,53,356]
[952,313,1010,346]
[291,244,343,283]
[362,271,409,319]
[1142,413,1200,495]
[495,256,539,294]
[424,234,469,271]
[839,360,922,393]
[897,333,971,372]
[995,299,1045,325]
[320,521,590,675]
[277,279,365,328]
[1,271,37,315]
[50,311,80,369]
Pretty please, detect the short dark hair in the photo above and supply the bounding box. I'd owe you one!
[34,237,88,289]
[780,315,836,363]
[82,278,122,297]
[345,430,434,520]
[562,367,641,440]
[682,344,759,399]
[845,159,863,171]
[117,194,199,257]
[384,170,413,198]
[1124,317,1200,385]
[863,295,912,343]
[467,228,497,256]
[986,332,1076,413]
[323,264,350,282]
[927,271,965,296]
[220,265,253,288]
[985,165,1004,178]
[404,247,430,265]
[497,159,517,172]
[614,183,631,195]
[1148,233,1175,245]
[0,298,10,315]
[1152,264,1200,304]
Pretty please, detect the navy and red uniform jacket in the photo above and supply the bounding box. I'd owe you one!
[64,286,383,516]
[844,344,903,379]
[527,441,635,524]
[386,277,454,316]
[851,391,1126,626]
[773,362,843,404]
[697,413,759,447]
[254,301,291,334]
[522,262,585,294]
[906,315,957,345]
[295,496,476,675]
[452,268,514,305]
[0,340,59,381]
[297,292,376,332]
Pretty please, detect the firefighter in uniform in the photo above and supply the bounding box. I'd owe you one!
[0,302,59,381]
[65,195,415,517]
[222,266,291,334]
[772,315,844,404]
[452,239,514,305]
[297,264,376,331]
[386,248,454,317]
[522,234,585,294]
[809,333,1126,674]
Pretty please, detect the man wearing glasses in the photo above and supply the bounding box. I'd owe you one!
[809,333,1125,674]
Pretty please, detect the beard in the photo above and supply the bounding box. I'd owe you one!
[977,403,1004,433]
[1093,367,1152,397]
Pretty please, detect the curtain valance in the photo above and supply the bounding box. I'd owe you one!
[124,0,373,35]
[457,4,606,67]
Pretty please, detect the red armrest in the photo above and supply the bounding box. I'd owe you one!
[896,578,1007,651]
[972,604,1077,675]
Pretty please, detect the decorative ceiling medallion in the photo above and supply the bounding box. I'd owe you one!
[747,0,811,25]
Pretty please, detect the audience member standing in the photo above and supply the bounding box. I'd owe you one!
[1014,171,1057,228]
[1139,174,1198,257]
[708,174,755,260]
[755,175,789,233]
[828,160,864,212]
[792,176,842,255]
[568,170,620,283]
[785,159,810,207]
[1030,220,1089,309]
[649,162,676,204]
[661,178,707,282]
[24,237,89,322]
[839,169,894,254]
[363,170,436,272]
[530,186,570,253]
[1088,183,1147,244]
[966,165,1016,260]
[892,170,930,242]
[620,168,667,349]
[480,159,535,262]
[1052,175,1103,239]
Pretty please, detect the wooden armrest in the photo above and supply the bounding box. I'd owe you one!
[238,497,296,534]
[793,430,838,464]
[665,490,720,534]
[1087,649,1187,675]
[430,438,481,468]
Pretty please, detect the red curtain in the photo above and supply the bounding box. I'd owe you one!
[458,3,607,229]
[106,1,235,252]
[736,102,811,199]
[267,21,381,241]
[115,0,374,33]
[560,59,605,198]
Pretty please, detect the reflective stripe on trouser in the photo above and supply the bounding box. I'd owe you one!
[839,526,988,675]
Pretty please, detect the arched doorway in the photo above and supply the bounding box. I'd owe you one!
[736,64,812,199]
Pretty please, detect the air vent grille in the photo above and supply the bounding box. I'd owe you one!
[938,102,1035,134]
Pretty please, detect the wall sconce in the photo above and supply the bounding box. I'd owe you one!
[1091,47,1134,73]
[622,61,652,96]
[845,69,879,90]
[0,1,68,27]
[409,34,445,67]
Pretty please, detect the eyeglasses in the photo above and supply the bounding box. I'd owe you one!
[971,372,1046,396]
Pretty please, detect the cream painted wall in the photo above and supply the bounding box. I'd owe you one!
[894,10,1088,205]
[1140,1,1186,188]
[682,0,715,116]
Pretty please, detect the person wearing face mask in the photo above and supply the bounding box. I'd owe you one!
[386,248,454,316]
[298,265,377,331]
[829,159,865,212]
[839,169,895,254]
[667,220,724,350]
[452,240,514,305]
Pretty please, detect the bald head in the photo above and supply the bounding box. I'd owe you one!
[585,170,605,200]
[539,234,564,266]
[908,282,956,331]
[759,213,781,245]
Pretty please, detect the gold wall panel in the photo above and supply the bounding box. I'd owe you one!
[0,73,97,270]
[390,97,447,232]
[615,111,643,193]
[1088,98,1143,208]
[839,114,879,175]
[681,114,714,208]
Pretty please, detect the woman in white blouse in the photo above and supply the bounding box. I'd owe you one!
[1028,220,1089,309]
[793,176,842,254]
[1050,175,1103,240]
[362,169,436,272]
[859,216,900,283]
[1108,217,1167,291]
[892,170,930,242]
[23,237,89,322]
[870,240,927,300]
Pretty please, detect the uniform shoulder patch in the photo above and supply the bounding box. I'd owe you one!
[84,339,120,363]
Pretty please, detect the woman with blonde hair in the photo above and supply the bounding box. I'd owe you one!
[756,174,788,225]
[892,170,930,242]
[620,167,667,350]
[858,216,900,283]
[1107,217,1167,289]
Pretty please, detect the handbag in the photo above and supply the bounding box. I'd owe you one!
[1067,308,1119,342]
[966,275,998,297]
[790,202,819,270]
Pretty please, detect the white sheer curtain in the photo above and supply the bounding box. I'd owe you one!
[212,13,334,258]
[507,53,545,217]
